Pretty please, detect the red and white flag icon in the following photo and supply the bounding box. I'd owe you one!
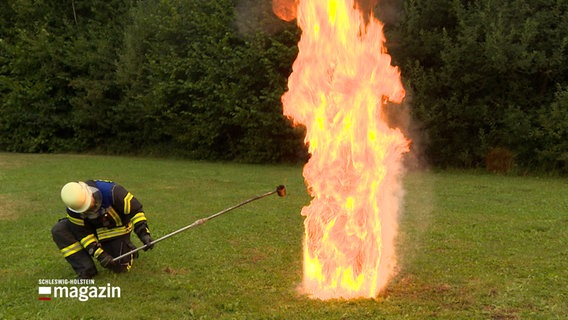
[38,286,51,300]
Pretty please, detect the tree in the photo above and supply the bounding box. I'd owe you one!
[0,1,75,152]
[391,0,568,169]
[116,0,304,161]
[0,0,133,152]
[534,85,568,173]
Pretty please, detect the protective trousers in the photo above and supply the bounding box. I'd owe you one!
[51,218,136,278]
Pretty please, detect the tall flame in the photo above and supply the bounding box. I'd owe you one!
[275,0,410,299]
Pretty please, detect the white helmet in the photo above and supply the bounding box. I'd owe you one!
[61,181,94,213]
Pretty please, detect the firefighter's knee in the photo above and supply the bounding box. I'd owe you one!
[51,219,79,250]
[51,220,68,241]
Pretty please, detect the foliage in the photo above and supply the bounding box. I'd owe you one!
[1,0,568,169]
[0,2,67,152]
[533,85,568,173]
[390,0,568,170]
[116,0,304,162]
[0,0,305,163]
[0,0,131,153]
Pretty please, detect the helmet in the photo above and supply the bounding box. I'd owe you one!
[61,181,96,213]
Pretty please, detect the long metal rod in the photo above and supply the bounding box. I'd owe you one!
[112,186,284,262]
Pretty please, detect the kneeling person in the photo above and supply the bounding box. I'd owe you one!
[52,180,154,278]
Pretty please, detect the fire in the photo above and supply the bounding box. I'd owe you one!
[274,0,410,299]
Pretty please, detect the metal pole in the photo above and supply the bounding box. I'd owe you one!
[112,185,286,262]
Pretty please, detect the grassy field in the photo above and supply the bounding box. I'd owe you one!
[0,153,566,319]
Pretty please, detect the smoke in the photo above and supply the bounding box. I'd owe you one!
[234,0,295,36]
[382,98,430,171]
[376,0,405,26]
[354,0,404,27]
[354,0,377,24]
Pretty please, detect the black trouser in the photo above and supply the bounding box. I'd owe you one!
[51,218,137,278]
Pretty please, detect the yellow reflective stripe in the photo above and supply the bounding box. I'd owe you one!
[107,207,122,226]
[60,241,83,258]
[96,223,133,240]
[94,247,104,258]
[80,234,97,248]
[124,192,133,214]
[131,212,147,225]
[125,259,133,272]
[67,214,84,227]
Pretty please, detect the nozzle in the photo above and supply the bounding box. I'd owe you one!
[276,185,286,197]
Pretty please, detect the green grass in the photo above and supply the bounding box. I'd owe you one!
[0,153,566,319]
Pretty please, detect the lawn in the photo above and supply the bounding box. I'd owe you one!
[0,153,566,319]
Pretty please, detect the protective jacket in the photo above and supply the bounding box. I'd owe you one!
[60,180,151,261]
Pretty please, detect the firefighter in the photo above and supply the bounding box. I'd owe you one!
[51,180,154,278]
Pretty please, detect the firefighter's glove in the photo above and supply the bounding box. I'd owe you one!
[97,251,115,269]
[141,234,154,251]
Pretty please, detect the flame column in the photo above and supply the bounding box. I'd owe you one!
[279,0,410,299]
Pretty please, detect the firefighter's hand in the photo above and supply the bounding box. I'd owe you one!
[96,251,115,269]
[141,234,154,251]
